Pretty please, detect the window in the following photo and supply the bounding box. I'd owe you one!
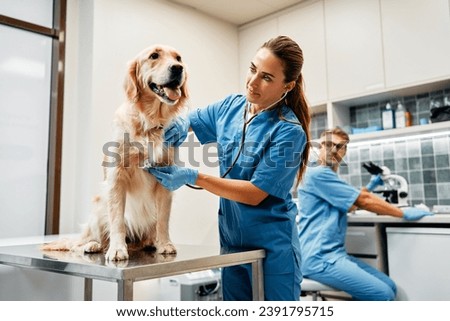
[0,0,66,237]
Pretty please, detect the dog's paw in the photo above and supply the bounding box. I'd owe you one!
[158,242,177,254]
[105,246,129,261]
[83,241,103,253]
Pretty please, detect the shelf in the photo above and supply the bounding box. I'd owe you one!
[310,103,327,114]
[349,121,450,143]
[330,77,450,107]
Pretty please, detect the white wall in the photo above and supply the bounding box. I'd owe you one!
[60,0,239,249]
[60,0,239,300]
[1,0,240,301]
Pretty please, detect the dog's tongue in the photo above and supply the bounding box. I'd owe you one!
[163,87,181,101]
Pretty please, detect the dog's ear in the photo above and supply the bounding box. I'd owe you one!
[180,72,189,99]
[124,60,140,103]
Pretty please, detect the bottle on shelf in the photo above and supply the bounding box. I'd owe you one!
[395,101,412,128]
[382,103,395,130]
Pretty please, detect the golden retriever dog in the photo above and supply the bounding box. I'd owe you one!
[42,44,188,261]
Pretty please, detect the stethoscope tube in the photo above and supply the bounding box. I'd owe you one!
[185,103,251,190]
[186,93,293,190]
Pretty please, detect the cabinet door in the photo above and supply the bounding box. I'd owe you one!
[387,227,450,300]
[381,0,450,88]
[325,0,385,100]
[278,1,328,106]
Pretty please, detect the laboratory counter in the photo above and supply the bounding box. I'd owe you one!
[347,211,450,224]
[345,211,450,300]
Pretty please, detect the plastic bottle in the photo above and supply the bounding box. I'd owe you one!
[395,101,411,128]
[405,106,412,127]
[382,103,395,129]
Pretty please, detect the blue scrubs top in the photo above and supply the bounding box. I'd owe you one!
[189,94,306,274]
[297,165,360,275]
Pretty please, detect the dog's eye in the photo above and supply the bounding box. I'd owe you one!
[149,52,159,60]
[176,55,182,62]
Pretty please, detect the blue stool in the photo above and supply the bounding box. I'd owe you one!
[300,278,339,301]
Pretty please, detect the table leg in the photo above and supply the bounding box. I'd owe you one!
[118,279,134,301]
[252,259,264,300]
[84,278,93,301]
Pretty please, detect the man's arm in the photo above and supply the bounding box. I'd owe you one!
[354,189,403,218]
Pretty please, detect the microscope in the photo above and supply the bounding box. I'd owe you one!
[362,161,409,207]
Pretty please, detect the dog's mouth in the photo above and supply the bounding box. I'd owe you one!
[149,79,182,105]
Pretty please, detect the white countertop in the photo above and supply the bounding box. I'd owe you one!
[347,210,450,224]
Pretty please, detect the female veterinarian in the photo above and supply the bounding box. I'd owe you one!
[147,35,311,301]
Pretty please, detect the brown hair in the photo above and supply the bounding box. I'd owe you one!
[260,35,311,186]
[320,127,350,143]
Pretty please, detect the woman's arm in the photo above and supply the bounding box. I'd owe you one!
[195,173,268,206]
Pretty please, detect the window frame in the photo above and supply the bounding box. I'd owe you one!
[0,0,66,235]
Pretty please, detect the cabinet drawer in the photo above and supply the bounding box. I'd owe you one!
[355,257,379,270]
[345,226,378,255]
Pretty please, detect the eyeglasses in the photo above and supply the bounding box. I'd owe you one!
[321,141,347,151]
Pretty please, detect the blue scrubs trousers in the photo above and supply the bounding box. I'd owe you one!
[305,255,397,301]
[222,264,301,301]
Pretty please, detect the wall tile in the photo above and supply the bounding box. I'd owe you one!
[394,141,407,158]
[437,183,450,201]
[435,155,449,168]
[409,171,423,184]
[383,143,394,159]
[421,155,435,169]
[437,168,450,182]
[370,144,382,161]
[395,158,408,171]
[407,140,421,157]
[328,88,450,207]
[408,157,422,170]
[424,184,437,199]
[421,139,434,155]
[409,184,424,200]
[422,169,437,184]
[434,136,449,155]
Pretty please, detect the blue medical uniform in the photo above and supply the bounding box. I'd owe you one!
[189,94,306,301]
[297,165,397,300]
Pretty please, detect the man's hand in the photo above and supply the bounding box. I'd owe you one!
[366,174,384,192]
[402,208,434,221]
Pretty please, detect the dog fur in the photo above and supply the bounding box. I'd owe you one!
[42,44,188,261]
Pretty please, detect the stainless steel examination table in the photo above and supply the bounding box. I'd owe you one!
[0,237,265,301]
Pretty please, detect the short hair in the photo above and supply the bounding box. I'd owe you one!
[320,127,350,142]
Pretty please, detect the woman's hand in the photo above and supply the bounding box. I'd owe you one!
[147,165,198,191]
[164,116,190,147]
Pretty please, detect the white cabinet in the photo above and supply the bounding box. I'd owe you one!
[381,0,450,88]
[387,227,450,300]
[324,0,385,100]
[278,1,328,106]
[237,0,450,138]
[346,225,386,272]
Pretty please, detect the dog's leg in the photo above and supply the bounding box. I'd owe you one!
[105,170,129,261]
[78,196,108,254]
[155,185,176,254]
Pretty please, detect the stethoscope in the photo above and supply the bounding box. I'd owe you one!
[187,91,299,190]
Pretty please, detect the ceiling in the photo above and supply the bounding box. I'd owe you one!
[169,0,306,26]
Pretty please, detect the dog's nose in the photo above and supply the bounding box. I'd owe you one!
[170,64,183,75]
